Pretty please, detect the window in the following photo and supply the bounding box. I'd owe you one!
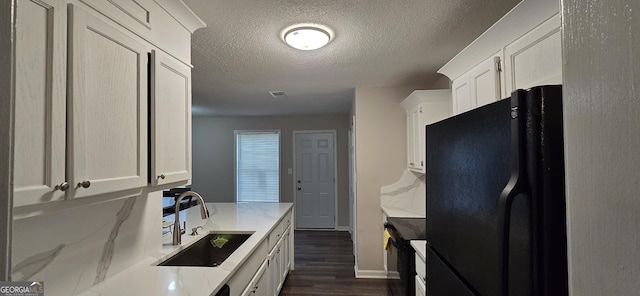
[235,131,280,202]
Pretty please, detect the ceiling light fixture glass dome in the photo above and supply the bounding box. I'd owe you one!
[284,26,331,50]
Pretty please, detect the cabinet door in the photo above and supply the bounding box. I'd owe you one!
[411,105,424,172]
[415,275,426,296]
[150,50,192,186]
[405,110,415,169]
[504,13,562,93]
[13,0,67,207]
[469,55,502,108]
[452,74,472,115]
[281,227,291,280]
[67,5,148,198]
[241,260,269,296]
[267,245,281,296]
[407,106,421,170]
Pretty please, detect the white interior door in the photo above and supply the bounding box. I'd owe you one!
[294,131,336,229]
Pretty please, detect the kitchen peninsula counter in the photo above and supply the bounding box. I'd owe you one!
[77,202,293,296]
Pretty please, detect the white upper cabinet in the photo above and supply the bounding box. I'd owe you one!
[452,54,502,115]
[13,0,202,210]
[67,5,149,199]
[470,55,502,107]
[452,73,472,115]
[13,0,67,207]
[150,50,192,186]
[401,90,451,174]
[504,13,562,93]
[439,0,561,113]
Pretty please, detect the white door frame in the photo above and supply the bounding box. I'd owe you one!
[0,0,16,280]
[348,115,358,260]
[292,130,338,229]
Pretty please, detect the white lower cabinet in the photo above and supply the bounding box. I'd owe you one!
[269,224,292,296]
[241,260,269,296]
[413,242,427,296]
[268,241,282,296]
[415,275,426,296]
[281,227,291,279]
[228,210,293,296]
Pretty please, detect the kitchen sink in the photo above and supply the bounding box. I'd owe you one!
[158,232,253,267]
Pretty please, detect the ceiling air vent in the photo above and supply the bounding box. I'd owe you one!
[269,91,287,99]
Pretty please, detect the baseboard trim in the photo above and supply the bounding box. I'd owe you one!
[336,226,349,232]
[354,265,387,279]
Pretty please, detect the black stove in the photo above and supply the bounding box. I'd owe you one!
[385,217,426,296]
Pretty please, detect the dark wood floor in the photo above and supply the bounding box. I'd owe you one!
[280,230,387,296]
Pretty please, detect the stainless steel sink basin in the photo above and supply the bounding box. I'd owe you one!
[158,232,252,267]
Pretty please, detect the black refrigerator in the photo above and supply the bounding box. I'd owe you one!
[425,85,568,296]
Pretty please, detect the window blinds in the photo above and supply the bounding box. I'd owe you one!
[235,131,280,202]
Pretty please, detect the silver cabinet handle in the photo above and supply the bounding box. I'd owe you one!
[54,182,69,191]
[158,174,166,180]
[78,180,91,188]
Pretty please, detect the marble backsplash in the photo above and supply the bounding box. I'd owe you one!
[11,191,164,296]
[380,170,426,217]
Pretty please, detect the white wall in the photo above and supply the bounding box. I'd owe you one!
[562,0,640,294]
[192,114,351,227]
[353,86,412,273]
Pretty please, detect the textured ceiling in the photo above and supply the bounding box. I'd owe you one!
[184,0,522,116]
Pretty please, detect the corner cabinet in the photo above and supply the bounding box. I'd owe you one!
[67,5,148,199]
[401,90,451,174]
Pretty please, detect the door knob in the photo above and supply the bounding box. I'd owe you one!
[54,182,69,191]
[158,174,166,180]
[297,186,302,191]
[297,180,301,183]
[78,180,91,188]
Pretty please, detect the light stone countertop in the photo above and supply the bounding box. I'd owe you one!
[381,204,425,218]
[77,202,293,296]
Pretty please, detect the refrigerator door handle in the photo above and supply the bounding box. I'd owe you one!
[497,89,529,296]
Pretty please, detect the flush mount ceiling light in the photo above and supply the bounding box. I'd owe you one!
[282,24,332,51]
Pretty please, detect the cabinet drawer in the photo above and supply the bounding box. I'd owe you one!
[268,210,292,250]
[415,253,426,283]
[268,220,283,251]
[283,211,292,230]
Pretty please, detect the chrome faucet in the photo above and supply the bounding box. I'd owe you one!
[173,191,210,245]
